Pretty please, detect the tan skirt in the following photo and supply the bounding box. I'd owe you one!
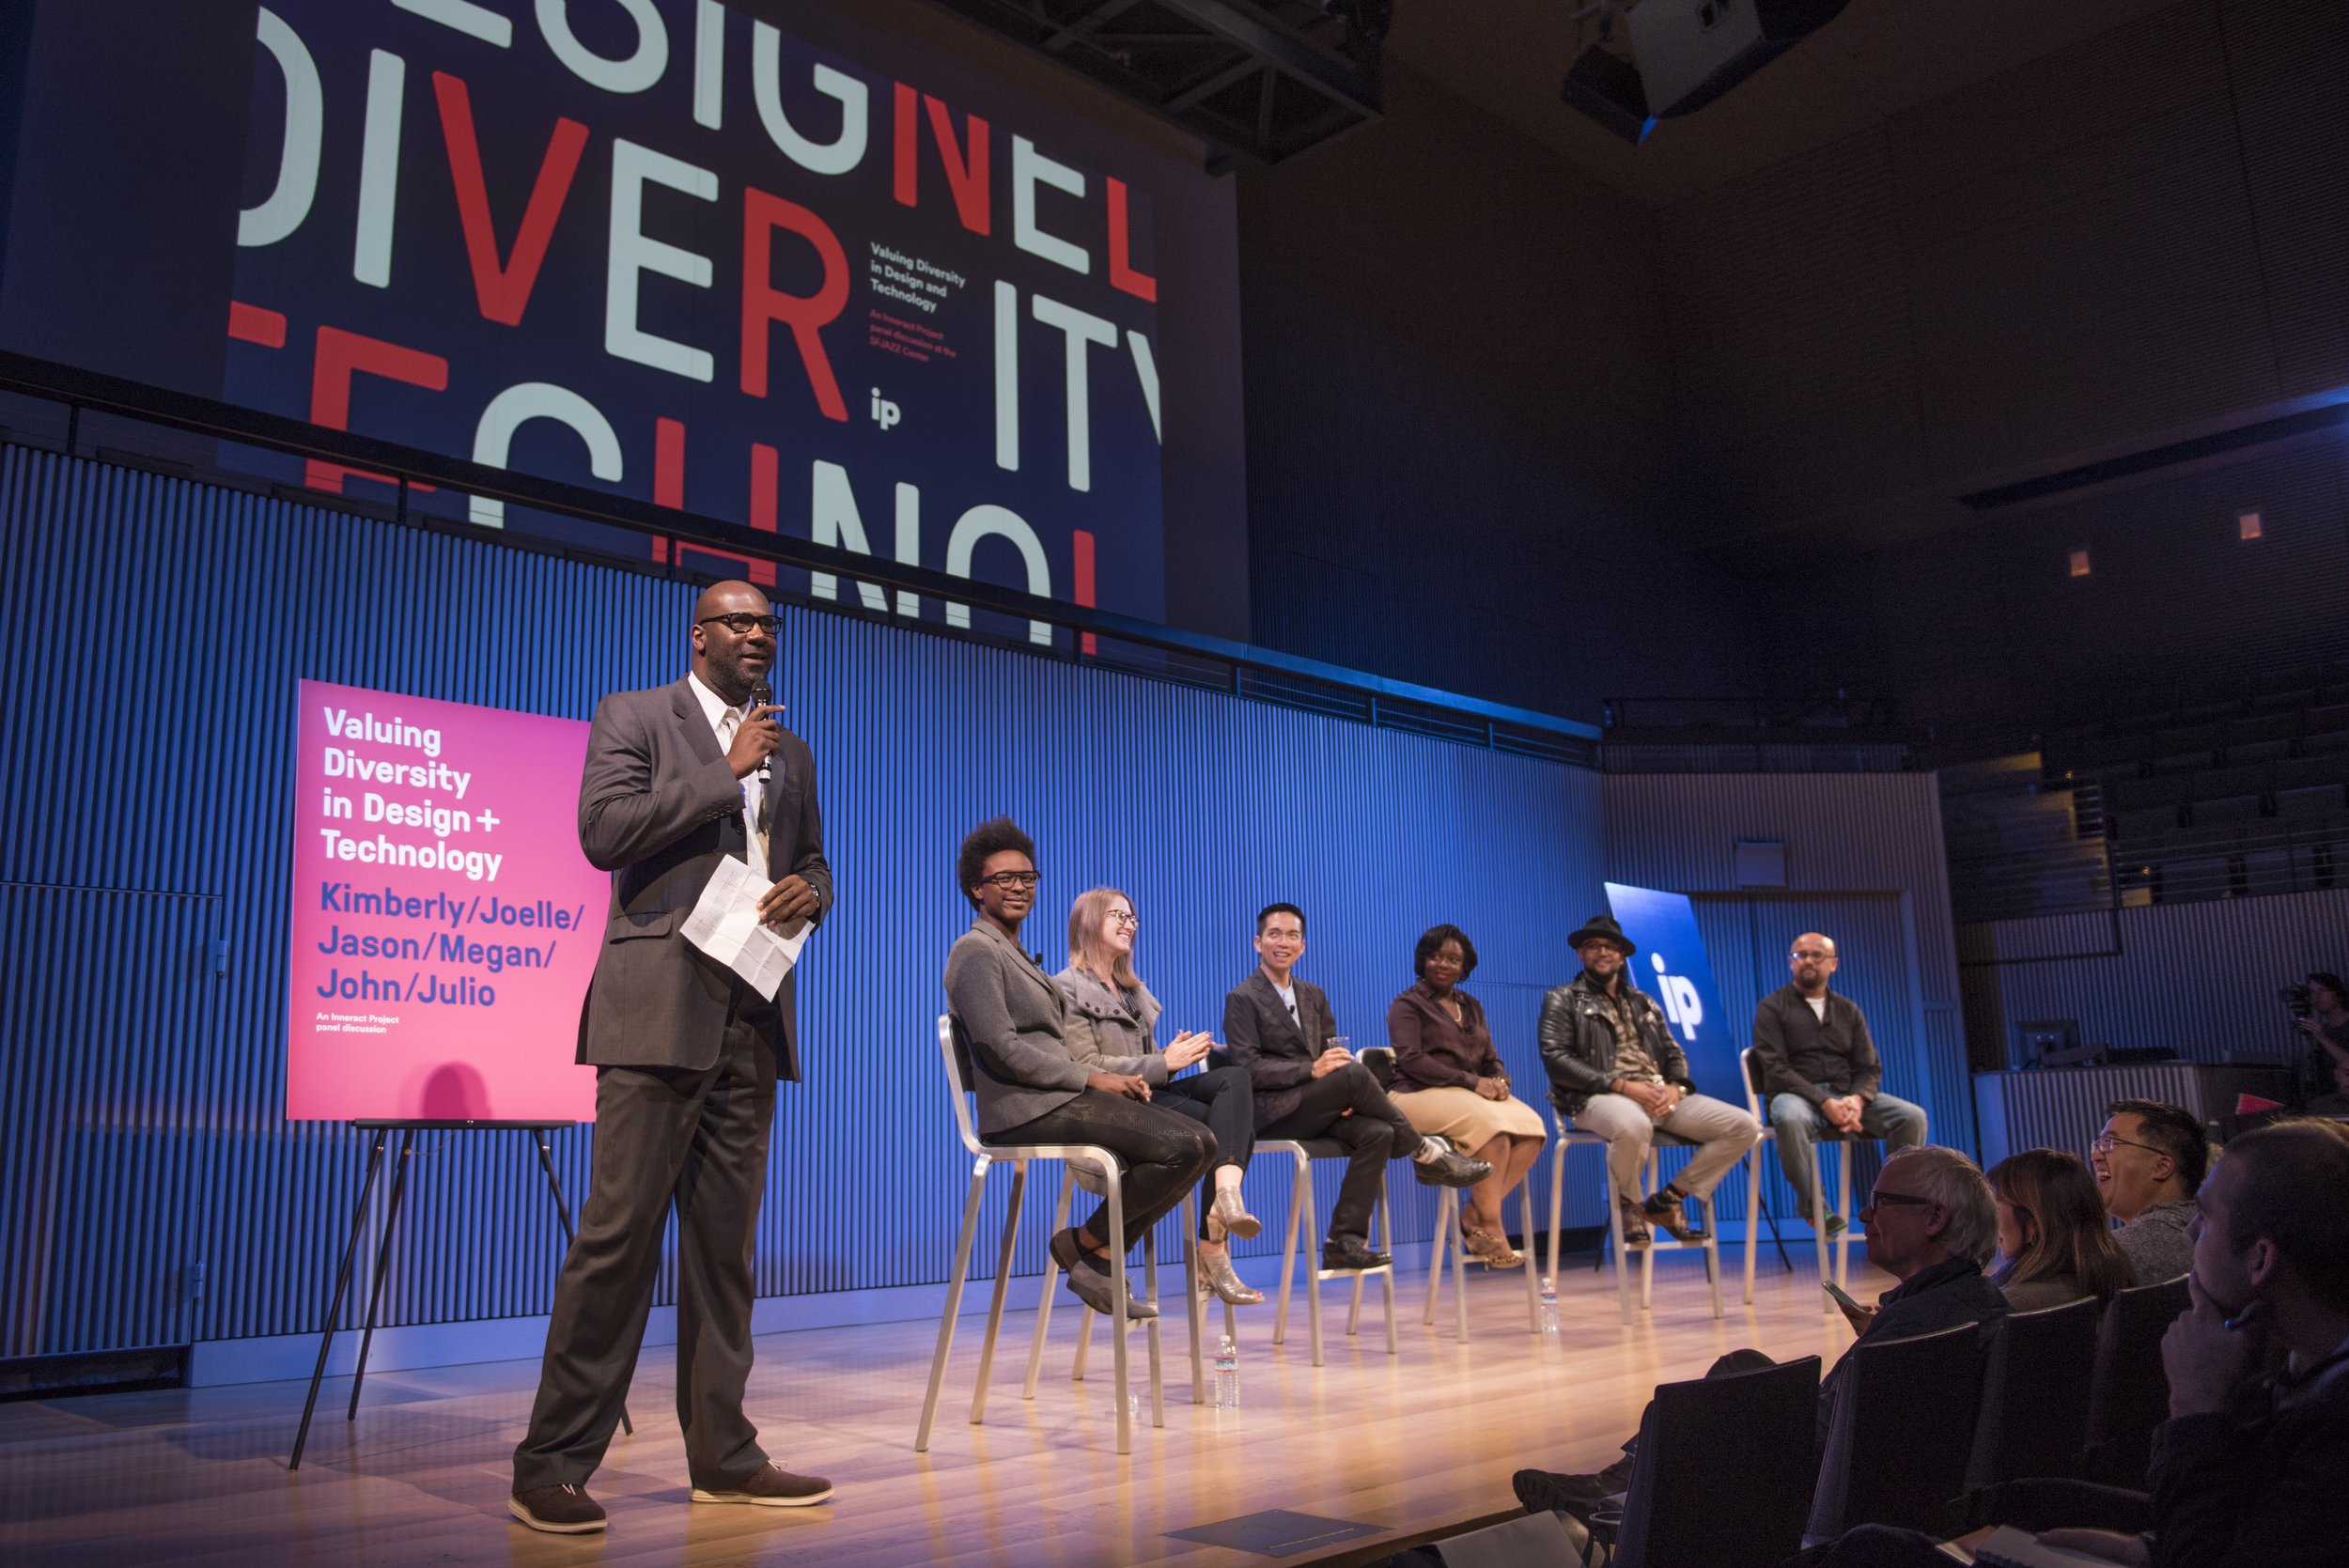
[1393,1085,1548,1153]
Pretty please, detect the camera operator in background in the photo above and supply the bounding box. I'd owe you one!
[2290,971,2349,1109]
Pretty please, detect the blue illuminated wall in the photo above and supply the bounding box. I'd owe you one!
[0,445,1604,1369]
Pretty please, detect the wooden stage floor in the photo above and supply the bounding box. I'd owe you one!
[0,1246,1890,1568]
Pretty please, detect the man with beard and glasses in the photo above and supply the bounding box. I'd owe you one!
[509,582,832,1534]
[1750,933,1927,1238]
[1538,915,1761,1248]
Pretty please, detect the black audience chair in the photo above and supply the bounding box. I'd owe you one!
[1960,1296,2105,1525]
[2081,1273,2190,1488]
[1806,1321,1988,1545]
[1589,1355,1823,1568]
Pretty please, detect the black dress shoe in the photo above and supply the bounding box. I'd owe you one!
[1411,1146,1494,1188]
[1511,1468,1625,1524]
[508,1483,607,1534]
[1321,1239,1392,1271]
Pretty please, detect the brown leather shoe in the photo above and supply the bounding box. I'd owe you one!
[1615,1197,1653,1250]
[691,1463,834,1507]
[1643,1189,1709,1244]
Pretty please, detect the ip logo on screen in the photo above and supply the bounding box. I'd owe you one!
[1647,953,1704,1040]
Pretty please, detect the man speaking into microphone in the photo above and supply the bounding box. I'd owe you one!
[510,580,832,1534]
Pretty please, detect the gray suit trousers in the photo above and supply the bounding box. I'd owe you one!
[513,1011,776,1491]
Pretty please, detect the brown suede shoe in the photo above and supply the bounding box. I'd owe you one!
[691,1463,834,1508]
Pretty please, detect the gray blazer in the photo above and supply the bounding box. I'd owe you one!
[944,918,1093,1136]
[575,677,830,1078]
[1053,966,1170,1086]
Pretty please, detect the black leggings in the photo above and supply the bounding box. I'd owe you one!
[1153,1064,1255,1236]
[990,1087,1217,1245]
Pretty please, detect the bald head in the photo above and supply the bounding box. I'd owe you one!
[1790,933,1838,995]
[690,580,776,704]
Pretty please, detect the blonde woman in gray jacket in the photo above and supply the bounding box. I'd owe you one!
[1056,886,1266,1307]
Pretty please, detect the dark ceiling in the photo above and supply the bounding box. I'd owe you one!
[1385,0,2187,208]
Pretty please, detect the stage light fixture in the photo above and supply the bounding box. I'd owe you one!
[1561,0,1852,145]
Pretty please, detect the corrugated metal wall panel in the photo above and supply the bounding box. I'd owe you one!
[1601,772,1975,1164]
[0,446,1605,1357]
[1969,1060,2289,1171]
[1957,887,2348,1069]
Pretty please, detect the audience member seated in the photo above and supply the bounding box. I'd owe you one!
[1987,1148,2136,1310]
[1751,932,1929,1236]
[941,818,1214,1320]
[1055,886,1265,1307]
[2092,1098,2205,1284]
[1817,1119,2349,1567]
[1386,924,1549,1267]
[1512,1145,2009,1521]
[1221,902,1489,1274]
[1537,914,1762,1247]
[2307,1055,2349,1119]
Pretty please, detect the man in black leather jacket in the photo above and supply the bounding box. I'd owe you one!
[1537,916,1760,1245]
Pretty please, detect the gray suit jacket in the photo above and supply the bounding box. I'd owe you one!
[574,677,831,1078]
[1053,967,1170,1086]
[1222,970,1335,1128]
[944,918,1092,1136]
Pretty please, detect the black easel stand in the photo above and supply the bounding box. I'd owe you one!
[289,1119,630,1469]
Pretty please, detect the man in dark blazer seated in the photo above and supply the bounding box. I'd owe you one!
[1222,902,1487,1270]
[508,581,832,1535]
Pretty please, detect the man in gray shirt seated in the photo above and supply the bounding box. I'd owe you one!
[2092,1096,2205,1284]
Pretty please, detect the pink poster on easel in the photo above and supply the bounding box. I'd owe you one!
[285,680,605,1121]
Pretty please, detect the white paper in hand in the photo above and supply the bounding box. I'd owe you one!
[680,856,809,1001]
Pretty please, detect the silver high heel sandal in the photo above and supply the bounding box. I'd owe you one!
[1207,1188,1262,1242]
[1197,1249,1265,1306]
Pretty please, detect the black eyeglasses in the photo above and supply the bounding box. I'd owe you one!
[979,871,1039,890]
[1865,1190,1934,1210]
[699,613,779,636]
[2091,1131,2165,1157]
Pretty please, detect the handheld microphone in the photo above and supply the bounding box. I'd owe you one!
[750,680,773,784]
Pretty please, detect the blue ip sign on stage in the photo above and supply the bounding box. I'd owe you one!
[1602,881,1734,1093]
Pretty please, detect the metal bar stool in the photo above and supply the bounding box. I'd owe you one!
[1739,1047,1869,1313]
[1263,1137,1400,1364]
[1544,1106,1725,1324]
[914,1015,1174,1455]
[1357,1047,1543,1340]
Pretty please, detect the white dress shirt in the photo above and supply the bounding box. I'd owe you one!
[687,671,764,867]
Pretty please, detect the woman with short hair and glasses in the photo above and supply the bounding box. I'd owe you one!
[1984,1148,2134,1310]
[1056,888,1265,1306]
[941,818,1215,1320]
[1385,924,1548,1267]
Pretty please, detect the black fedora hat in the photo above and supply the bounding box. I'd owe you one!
[1568,914,1635,955]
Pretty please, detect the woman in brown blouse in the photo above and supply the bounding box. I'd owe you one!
[1385,924,1548,1266]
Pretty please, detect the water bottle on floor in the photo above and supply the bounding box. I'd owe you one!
[1213,1334,1240,1409]
[1540,1278,1558,1333]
